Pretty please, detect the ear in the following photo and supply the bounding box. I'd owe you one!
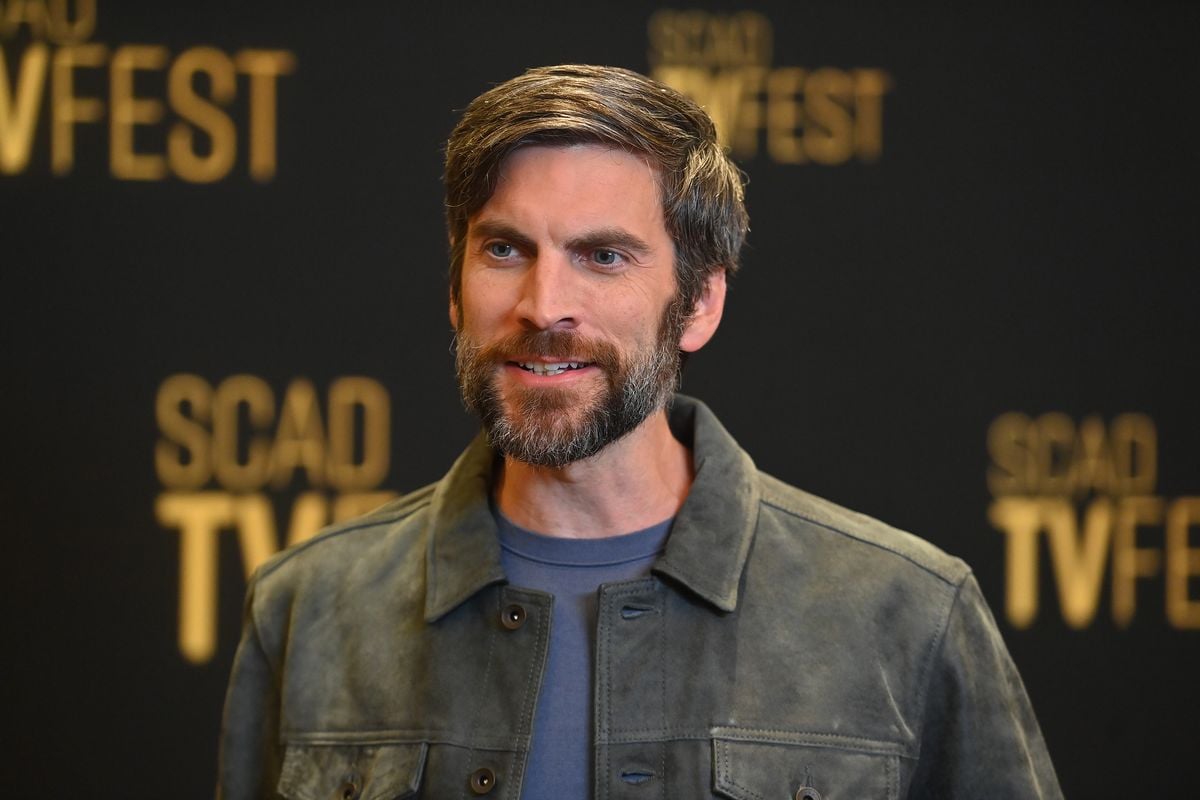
[678,270,727,353]
[448,290,460,330]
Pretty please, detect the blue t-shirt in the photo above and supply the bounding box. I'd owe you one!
[495,510,672,799]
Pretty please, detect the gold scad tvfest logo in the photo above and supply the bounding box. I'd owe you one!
[647,9,890,165]
[987,412,1200,631]
[154,374,397,664]
[0,0,294,182]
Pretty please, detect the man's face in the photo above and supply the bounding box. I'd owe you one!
[452,144,687,468]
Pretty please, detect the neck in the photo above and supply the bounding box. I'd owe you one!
[494,409,693,539]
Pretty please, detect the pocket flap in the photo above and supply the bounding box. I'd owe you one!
[713,737,897,800]
[278,742,428,800]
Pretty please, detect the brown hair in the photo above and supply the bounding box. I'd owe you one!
[444,64,748,313]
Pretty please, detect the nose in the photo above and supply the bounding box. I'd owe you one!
[513,253,580,331]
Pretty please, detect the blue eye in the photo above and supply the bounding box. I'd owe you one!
[487,242,514,258]
[593,249,620,266]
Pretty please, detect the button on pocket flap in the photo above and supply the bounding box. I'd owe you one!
[278,742,428,800]
[712,738,898,800]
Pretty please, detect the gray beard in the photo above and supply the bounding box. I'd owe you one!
[455,298,687,468]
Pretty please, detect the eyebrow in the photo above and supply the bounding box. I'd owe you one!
[565,227,654,258]
[469,220,536,253]
[469,220,655,259]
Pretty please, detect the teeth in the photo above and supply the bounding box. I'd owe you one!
[518,361,585,376]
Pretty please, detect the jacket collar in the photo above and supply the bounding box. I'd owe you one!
[653,396,760,612]
[423,395,760,622]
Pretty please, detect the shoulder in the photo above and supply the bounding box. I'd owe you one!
[753,470,972,591]
[738,471,977,697]
[247,481,438,614]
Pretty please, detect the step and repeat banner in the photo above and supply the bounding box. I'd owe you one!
[3,2,1197,796]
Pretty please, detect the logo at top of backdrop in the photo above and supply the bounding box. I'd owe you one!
[987,412,1200,632]
[0,0,295,182]
[647,9,889,165]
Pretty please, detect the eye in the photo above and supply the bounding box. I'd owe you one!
[486,242,515,258]
[591,249,623,267]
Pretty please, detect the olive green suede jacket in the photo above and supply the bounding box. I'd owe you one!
[218,395,1062,799]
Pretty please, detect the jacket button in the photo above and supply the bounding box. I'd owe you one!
[796,788,822,800]
[501,603,527,630]
[337,774,362,800]
[469,766,497,794]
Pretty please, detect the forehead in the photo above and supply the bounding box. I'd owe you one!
[470,143,665,231]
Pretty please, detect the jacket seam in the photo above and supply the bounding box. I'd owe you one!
[461,590,501,800]
[911,570,971,762]
[244,573,280,681]
[717,739,764,800]
[757,495,961,586]
[604,725,913,757]
[256,489,434,581]
[281,731,526,749]
[712,726,905,750]
[510,586,550,795]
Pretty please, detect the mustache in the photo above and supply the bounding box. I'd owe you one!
[463,329,623,371]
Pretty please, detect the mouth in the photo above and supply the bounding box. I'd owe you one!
[511,360,592,377]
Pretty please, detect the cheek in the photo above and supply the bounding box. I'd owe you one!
[459,274,511,327]
[608,287,676,339]
[587,279,666,327]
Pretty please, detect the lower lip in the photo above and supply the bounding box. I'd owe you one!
[502,363,598,385]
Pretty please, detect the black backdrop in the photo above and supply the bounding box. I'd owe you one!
[3,2,1198,796]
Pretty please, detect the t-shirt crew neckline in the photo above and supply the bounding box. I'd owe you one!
[493,508,674,568]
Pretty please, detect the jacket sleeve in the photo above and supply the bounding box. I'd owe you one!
[216,574,285,799]
[909,573,1063,799]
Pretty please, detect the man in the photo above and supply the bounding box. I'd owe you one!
[219,65,1061,799]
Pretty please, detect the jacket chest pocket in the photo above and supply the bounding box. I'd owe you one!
[277,742,428,800]
[713,738,899,800]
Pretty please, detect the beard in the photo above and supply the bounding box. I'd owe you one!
[455,297,688,468]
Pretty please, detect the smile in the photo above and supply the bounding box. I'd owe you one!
[515,361,590,376]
